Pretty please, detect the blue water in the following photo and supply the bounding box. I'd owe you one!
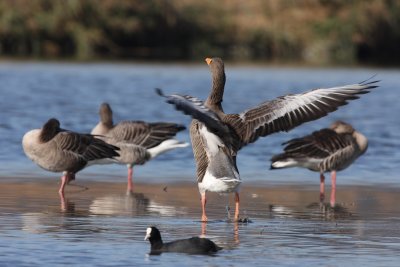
[0,62,399,186]
[1,181,400,267]
[1,62,400,267]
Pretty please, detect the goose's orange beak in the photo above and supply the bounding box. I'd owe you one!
[205,58,212,65]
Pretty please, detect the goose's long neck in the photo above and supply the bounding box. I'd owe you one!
[92,107,114,136]
[101,113,113,129]
[353,131,368,154]
[205,71,225,113]
[98,106,114,134]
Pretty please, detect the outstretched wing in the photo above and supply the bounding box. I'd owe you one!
[156,88,231,137]
[224,80,378,147]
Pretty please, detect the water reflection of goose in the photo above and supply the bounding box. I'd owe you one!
[89,193,187,217]
[91,103,188,193]
[146,199,187,217]
[306,202,354,220]
[89,193,149,216]
[201,221,240,248]
[21,212,47,234]
[267,201,354,221]
[20,199,94,234]
[268,204,295,218]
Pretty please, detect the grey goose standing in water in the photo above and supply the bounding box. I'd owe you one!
[157,57,378,222]
[91,103,188,193]
[22,118,120,196]
[271,121,368,207]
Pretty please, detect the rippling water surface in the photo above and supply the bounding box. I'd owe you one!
[0,62,399,266]
[0,62,399,185]
[1,181,400,266]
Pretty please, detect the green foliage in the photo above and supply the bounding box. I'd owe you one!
[0,0,399,65]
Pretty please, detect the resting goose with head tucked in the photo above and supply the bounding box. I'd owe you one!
[22,118,120,196]
[91,103,188,193]
[271,121,368,207]
[157,57,378,222]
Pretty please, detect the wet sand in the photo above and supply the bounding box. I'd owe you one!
[1,177,400,219]
[1,177,400,266]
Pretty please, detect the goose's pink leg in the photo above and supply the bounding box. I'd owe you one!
[59,175,67,197]
[330,171,337,207]
[320,173,325,202]
[127,166,134,193]
[58,172,73,196]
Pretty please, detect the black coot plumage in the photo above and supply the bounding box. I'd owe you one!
[144,226,222,255]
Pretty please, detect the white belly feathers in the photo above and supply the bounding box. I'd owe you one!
[198,125,241,194]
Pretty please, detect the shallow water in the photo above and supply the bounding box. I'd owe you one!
[1,62,400,266]
[0,62,399,185]
[1,180,400,266]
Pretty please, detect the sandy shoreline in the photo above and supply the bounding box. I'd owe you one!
[2,176,400,221]
[2,175,400,267]
[3,173,400,188]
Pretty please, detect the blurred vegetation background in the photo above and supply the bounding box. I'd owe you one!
[0,0,399,65]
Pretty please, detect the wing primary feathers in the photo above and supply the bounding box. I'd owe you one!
[156,88,230,137]
[232,79,378,147]
[358,75,379,85]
